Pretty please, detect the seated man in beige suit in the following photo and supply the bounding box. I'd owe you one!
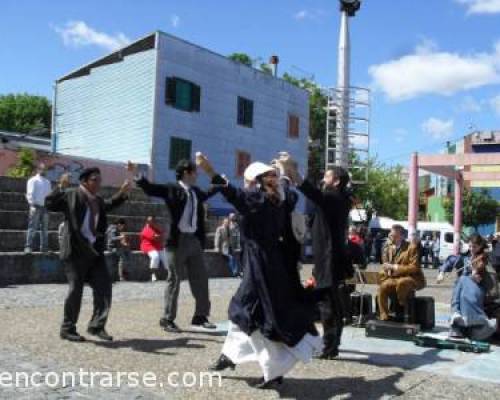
[378,225,426,321]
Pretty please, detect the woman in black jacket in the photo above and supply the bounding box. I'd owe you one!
[197,154,322,389]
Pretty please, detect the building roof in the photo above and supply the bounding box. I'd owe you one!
[0,130,51,152]
[56,31,308,94]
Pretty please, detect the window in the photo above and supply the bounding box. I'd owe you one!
[165,77,201,112]
[288,114,300,138]
[444,233,454,244]
[237,96,253,128]
[236,151,251,177]
[169,137,192,169]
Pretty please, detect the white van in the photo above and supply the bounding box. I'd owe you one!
[397,221,466,263]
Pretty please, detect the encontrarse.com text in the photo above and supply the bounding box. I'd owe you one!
[0,370,222,389]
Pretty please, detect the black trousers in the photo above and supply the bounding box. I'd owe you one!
[61,254,112,333]
[318,282,349,352]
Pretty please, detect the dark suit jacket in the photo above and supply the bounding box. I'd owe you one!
[135,177,223,248]
[45,187,127,260]
[299,180,352,288]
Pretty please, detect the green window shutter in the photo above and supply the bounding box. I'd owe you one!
[245,100,253,127]
[175,80,192,111]
[237,97,245,125]
[191,84,201,112]
[165,77,177,105]
[169,137,192,169]
[237,97,253,127]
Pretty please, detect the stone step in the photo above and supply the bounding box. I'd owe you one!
[0,192,167,216]
[0,210,168,232]
[0,230,216,252]
[0,176,149,201]
[0,250,230,285]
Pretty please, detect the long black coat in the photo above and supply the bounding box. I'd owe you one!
[299,180,352,288]
[45,187,127,260]
[218,180,318,347]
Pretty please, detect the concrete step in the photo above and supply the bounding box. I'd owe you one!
[0,192,167,216]
[0,250,230,285]
[0,176,149,201]
[0,210,168,232]
[0,230,216,252]
[1,230,137,252]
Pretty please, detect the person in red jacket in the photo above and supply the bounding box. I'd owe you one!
[140,216,167,281]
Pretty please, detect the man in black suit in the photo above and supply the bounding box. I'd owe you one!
[45,168,130,342]
[129,159,223,333]
[280,155,352,359]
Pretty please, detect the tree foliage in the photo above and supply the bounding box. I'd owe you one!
[227,53,253,67]
[6,148,37,178]
[353,157,409,221]
[443,188,499,230]
[0,93,51,137]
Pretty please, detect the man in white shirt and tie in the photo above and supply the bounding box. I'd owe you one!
[132,159,224,333]
[25,163,52,254]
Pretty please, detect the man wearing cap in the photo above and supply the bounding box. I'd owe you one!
[45,168,130,342]
[128,159,224,333]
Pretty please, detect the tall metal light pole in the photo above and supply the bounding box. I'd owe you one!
[336,0,361,168]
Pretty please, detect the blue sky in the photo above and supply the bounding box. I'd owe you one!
[1,0,500,166]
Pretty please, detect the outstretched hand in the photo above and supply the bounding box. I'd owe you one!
[278,152,301,184]
[59,173,70,189]
[195,152,216,177]
[127,161,137,174]
[119,180,132,195]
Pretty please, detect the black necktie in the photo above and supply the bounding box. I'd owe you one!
[188,189,195,229]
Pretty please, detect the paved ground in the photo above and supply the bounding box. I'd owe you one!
[0,265,499,399]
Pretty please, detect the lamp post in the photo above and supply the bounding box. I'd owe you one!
[336,0,361,168]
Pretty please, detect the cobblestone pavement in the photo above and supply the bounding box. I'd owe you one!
[0,265,499,399]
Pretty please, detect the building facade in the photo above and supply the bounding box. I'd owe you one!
[53,32,309,212]
[428,131,500,234]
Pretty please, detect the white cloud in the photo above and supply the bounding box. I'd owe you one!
[456,0,500,14]
[293,9,326,21]
[53,21,130,51]
[421,118,454,140]
[458,96,482,112]
[490,94,500,115]
[171,14,180,28]
[294,10,308,20]
[369,39,500,101]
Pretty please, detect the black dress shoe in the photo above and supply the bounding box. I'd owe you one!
[87,328,113,341]
[160,319,181,333]
[315,348,339,360]
[209,354,236,371]
[254,376,283,389]
[192,316,216,329]
[60,330,86,342]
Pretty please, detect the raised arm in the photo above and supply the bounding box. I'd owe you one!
[44,173,70,212]
[104,180,130,212]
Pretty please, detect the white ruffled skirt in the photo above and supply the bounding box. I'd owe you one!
[222,322,323,382]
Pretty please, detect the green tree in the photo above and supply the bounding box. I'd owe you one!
[6,148,37,178]
[0,93,51,137]
[443,188,499,231]
[353,157,409,220]
[227,53,253,66]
